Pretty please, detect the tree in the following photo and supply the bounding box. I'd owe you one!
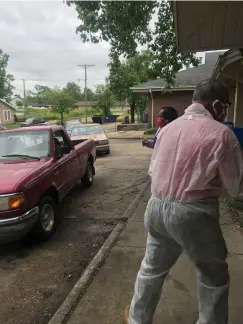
[109,51,154,123]
[85,88,97,101]
[47,87,75,125]
[16,100,23,108]
[68,1,199,86]
[95,84,115,116]
[65,82,82,101]
[0,49,14,102]
[34,84,51,106]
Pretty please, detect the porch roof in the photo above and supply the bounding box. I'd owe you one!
[131,51,223,93]
[173,1,243,53]
[212,49,243,85]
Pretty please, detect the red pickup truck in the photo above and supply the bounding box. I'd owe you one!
[0,125,96,244]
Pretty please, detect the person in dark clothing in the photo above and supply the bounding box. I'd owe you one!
[142,106,178,149]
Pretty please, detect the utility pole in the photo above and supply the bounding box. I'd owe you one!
[22,79,27,118]
[78,64,94,123]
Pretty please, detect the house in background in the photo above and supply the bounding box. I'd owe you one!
[0,99,16,125]
[131,51,224,126]
[75,101,97,109]
[75,101,130,111]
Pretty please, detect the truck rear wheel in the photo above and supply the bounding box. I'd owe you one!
[29,196,57,242]
[82,160,94,188]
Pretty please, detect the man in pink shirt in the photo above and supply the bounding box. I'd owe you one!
[125,79,243,324]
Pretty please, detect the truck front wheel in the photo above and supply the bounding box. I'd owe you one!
[82,160,94,188]
[29,196,57,242]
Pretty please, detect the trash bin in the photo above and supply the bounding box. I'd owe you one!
[232,127,243,147]
[92,115,105,124]
[104,115,119,123]
[224,121,234,128]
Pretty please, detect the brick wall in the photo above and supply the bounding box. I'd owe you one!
[0,102,15,125]
[148,90,193,126]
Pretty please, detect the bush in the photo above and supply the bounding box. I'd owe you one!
[18,108,103,122]
[144,128,157,135]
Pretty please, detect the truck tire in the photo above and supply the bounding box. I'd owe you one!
[82,160,94,188]
[29,196,57,242]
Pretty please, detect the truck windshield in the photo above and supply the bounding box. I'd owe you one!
[71,125,104,136]
[0,130,50,160]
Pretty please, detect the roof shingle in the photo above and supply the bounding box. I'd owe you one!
[131,51,225,91]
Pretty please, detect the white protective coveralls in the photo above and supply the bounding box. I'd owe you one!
[129,103,243,324]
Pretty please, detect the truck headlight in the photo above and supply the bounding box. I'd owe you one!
[0,193,25,211]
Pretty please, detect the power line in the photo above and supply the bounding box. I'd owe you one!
[78,64,94,123]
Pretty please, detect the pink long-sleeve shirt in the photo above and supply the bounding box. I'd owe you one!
[149,103,243,202]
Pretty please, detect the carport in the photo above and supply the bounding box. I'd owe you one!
[173,1,243,126]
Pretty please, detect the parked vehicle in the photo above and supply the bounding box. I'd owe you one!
[0,125,96,244]
[70,123,110,155]
[65,120,82,135]
[21,117,48,127]
[0,124,7,131]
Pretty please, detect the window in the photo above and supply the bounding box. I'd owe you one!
[71,125,104,136]
[54,130,70,148]
[4,110,11,121]
[0,130,50,159]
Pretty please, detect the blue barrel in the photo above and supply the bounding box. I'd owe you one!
[224,121,234,128]
[232,127,243,147]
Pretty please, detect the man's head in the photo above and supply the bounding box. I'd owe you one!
[192,79,231,122]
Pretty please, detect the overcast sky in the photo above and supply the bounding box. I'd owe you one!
[0,0,110,96]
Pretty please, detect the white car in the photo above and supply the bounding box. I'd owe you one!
[70,123,110,155]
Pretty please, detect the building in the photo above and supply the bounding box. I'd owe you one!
[0,99,16,125]
[75,101,97,109]
[131,51,223,126]
[75,101,130,111]
[173,1,243,126]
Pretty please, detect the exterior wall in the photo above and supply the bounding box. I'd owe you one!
[0,102,15,125]
[148,90,193,126]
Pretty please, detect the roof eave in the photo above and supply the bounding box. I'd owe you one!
[212,49,243,79]
[0,99,16,110]
[130,86,195,93]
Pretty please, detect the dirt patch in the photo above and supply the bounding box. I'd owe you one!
[0,219,114,324]
[220,190,243,227]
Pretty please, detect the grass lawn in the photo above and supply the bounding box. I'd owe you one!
[5,123,21,129]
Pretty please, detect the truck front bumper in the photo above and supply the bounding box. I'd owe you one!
[0,207,39,244]
[96,144,110,153]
